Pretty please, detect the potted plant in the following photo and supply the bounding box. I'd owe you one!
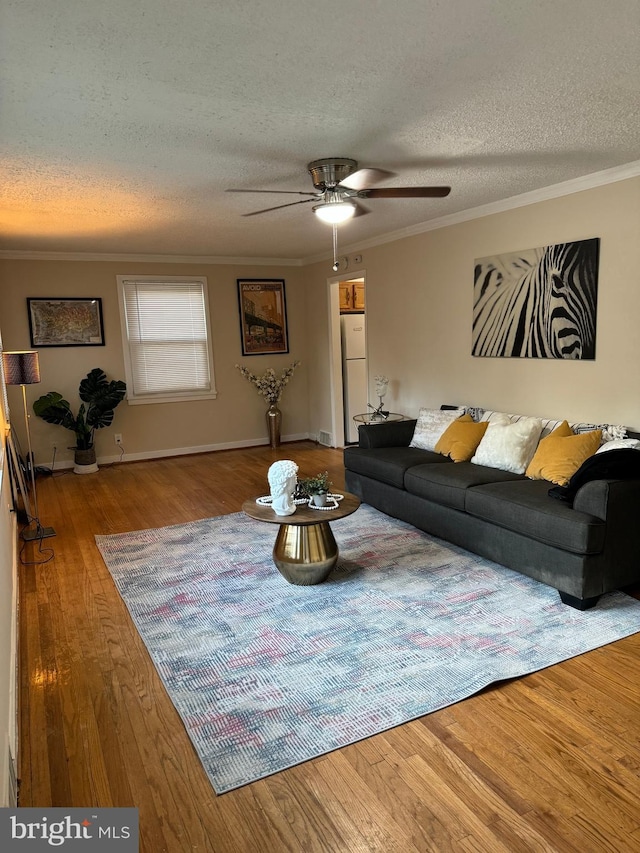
[298,471,333,507]
[33,368,126,474]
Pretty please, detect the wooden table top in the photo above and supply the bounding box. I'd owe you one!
[242,492,361,526]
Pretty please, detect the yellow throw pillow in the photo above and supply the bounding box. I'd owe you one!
[435,414,489,462]
[525,420,602,485]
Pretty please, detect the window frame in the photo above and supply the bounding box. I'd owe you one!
[116,275,217,406]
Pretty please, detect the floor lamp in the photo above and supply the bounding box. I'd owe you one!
[2,350,56,541]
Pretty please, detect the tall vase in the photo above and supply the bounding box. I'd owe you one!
[266,403,282,448]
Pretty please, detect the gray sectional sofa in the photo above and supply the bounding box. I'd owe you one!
[344,417,640,609]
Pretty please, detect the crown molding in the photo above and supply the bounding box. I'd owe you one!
[0,250,304,265]
[2,160,638,267]
[301,159,640,265]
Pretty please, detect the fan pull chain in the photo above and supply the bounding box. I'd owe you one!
[332,223,339,271]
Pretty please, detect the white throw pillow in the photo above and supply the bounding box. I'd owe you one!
[410,408,465,451]
[471,414,543,474]
[595,438,640,454]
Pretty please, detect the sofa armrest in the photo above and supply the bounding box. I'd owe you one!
[573,478,640,521]
[358,419,417,449]
[574,479,640,589]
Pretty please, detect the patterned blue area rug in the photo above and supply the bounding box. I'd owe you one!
[96,505,640,794]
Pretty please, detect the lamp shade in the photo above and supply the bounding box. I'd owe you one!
[2,350,41,385]
[313,201,356,224]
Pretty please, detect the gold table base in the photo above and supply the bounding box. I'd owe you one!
[242,492,361,586]
[273,521,338,585]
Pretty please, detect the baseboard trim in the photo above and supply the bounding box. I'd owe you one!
[47,433,314,469]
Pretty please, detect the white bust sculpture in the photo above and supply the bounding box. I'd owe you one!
[267,460,299,516]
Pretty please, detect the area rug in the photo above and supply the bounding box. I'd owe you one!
[96,505,640,793]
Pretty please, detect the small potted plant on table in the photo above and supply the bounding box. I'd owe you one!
[298,471,333,507]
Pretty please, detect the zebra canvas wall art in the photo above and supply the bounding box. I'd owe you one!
[472,238,600,359]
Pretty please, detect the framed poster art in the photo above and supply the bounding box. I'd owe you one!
[237,279,289,356]
[28,297,105,347]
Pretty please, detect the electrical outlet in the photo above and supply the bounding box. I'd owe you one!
[114,434,123,446]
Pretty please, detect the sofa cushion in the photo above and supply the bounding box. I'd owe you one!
[471,414,543,474]
[404,462,525,511]
[435,414,489,462]
[409,407,465,451]
[344,446,450,489]
[466,479,605,554]
[525,421,602,485]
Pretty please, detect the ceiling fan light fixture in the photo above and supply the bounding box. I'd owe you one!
[313,200,356,224]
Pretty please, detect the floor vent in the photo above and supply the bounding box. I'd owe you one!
[318,431,332,447]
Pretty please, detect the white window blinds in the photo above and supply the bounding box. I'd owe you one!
[118,277,216,403]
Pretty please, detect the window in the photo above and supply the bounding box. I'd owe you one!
[117,276,217,405]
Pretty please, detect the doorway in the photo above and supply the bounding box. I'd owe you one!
[327,270,366,448]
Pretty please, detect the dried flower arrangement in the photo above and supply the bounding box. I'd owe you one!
[236,361,301,405]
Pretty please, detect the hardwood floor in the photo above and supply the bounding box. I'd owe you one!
[18,441,640,852]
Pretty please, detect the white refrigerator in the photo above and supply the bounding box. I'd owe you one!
[341,314,367,444]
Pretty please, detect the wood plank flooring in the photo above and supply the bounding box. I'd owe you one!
[18,441,640,852]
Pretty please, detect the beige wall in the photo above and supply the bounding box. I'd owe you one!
[305,175,640,434]
[1,175,639,468]
[0,261,310,466]
[0,367,18,805]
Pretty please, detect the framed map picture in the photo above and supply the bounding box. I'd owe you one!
[27,298,105,347]
[237,279,289,356]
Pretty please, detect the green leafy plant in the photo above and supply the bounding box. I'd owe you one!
[33,368,126,450]
[297,471,332,496]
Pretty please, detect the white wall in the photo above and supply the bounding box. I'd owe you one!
[304,175,640,434]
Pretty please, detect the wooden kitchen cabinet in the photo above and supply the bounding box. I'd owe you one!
[339,281,365,312]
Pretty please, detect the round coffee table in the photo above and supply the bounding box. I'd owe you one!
[242,492,361,585]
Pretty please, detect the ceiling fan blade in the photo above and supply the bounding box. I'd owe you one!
[227,188,318,196]
[360,186,451,199]
[241,198,317,217]
[340,167,396,191]
[352,200,371,217]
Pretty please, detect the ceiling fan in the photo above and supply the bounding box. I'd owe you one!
[226,157,451,223]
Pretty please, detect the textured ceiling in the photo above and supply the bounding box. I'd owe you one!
[1,0,639,261]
